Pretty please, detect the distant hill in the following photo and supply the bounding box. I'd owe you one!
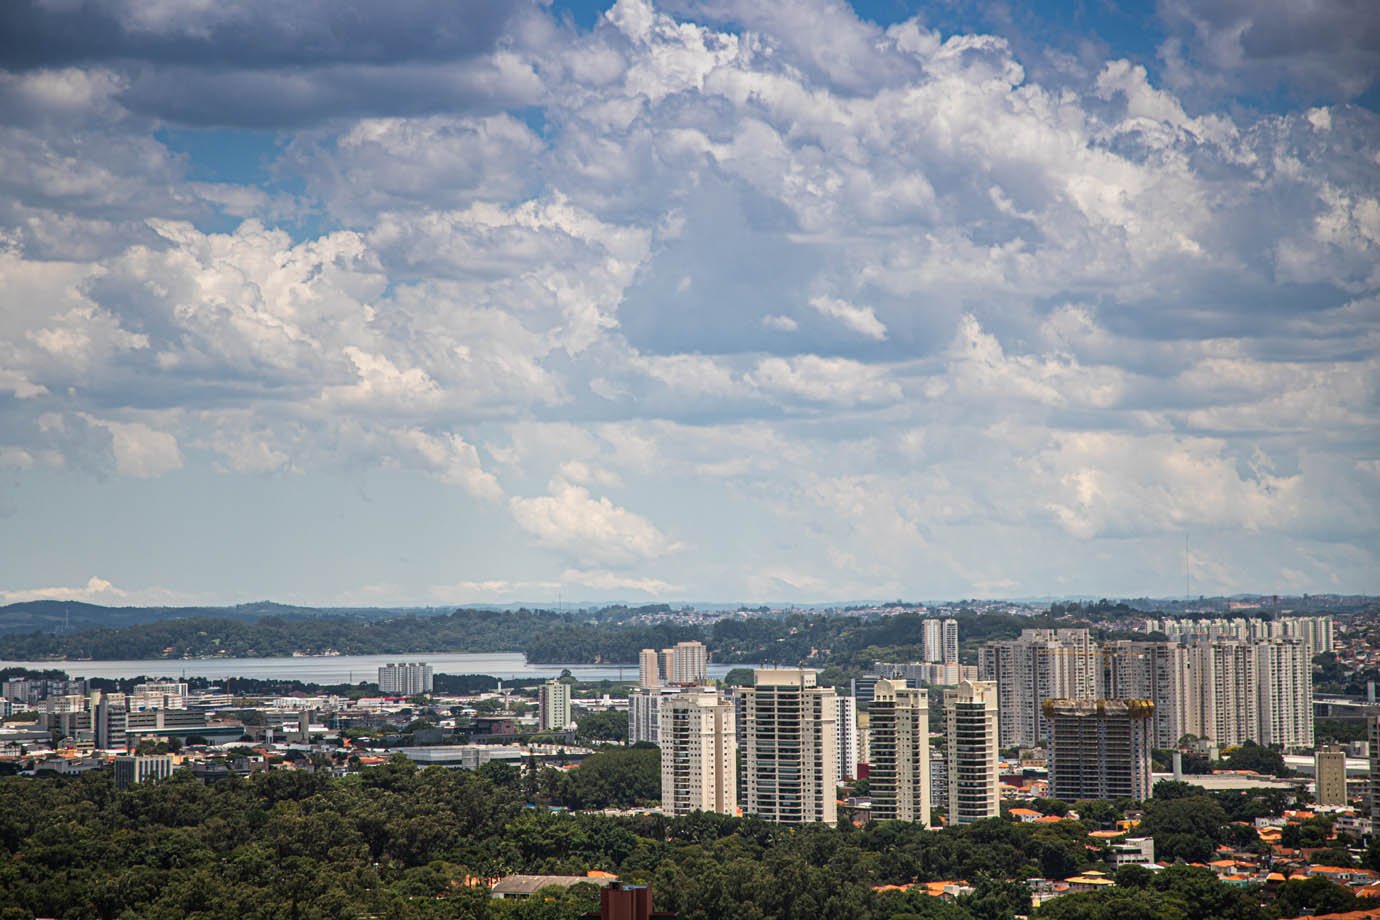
[0,600,454,635]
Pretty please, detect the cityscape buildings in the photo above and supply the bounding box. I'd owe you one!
[979,629,1100,748]
[638,641,709,688]
[736,668,838,825]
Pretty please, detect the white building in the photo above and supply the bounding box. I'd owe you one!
[944,680,1000,824]
[538,680,572,732]
[129,681,189,711]
[114,754,174,788]
[660,688,737,815]
[736,669,838,825]
[640,641,709,688]
[836,690,860,783]
[378,662,434,696]
[979,629,1100,748]
[869,678,930,824]
[628,686,679,744]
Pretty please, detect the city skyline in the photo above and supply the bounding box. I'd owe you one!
[1,0,1377,607]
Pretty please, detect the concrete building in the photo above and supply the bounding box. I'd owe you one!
[928,618,959,664]
[1254,639,1314,749]
[128,681,188,711]
[1044,699,1155,802]
[628,686,681,745]
[868,678,930,824]
[944,680,1000,824]
[659,688,737,815]
[113,754,174,789]
[639,648,661,690]
[979,629,1100,748]
[640,641,709,687]
[1316,746,1348,807]
[538,680,572,732]
[836,690,860,783]
[378,662,433,696]
[736,668,838,825]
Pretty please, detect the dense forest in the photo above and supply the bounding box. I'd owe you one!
[1,760,1350,920]
[0,608,1042,671]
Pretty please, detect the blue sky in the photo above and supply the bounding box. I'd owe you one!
[0,0,1376,607]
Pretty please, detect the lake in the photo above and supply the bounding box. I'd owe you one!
[0,652,744,684]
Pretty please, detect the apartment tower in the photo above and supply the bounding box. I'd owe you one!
[736,669,838,825]
[944,680,1000,824]
[869,678,931,824]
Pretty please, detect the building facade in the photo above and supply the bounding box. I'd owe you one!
[538,680,572,732]
[944,680,1000,824]
[1044,699,1155,802]
[659,688,737,815]
[736,669,838,825]
[868,678,931,824]
[1316,746,1348,807]
[378,662,434,696]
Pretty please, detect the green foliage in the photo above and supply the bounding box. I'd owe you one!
[575,709,630,744]
[0,755,1290,920]
[1269,877,1358,919]
[1215,741,1290,777]
[1140,794,1229,863]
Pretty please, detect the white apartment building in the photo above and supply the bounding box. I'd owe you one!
[836,691,860,783]
[660,688,737,816]
[736,669,838,825]
[639,648,661,690]
[628,686,680,744]
[944,680,1000,824]
[538,680,572,732]
[869,679,930,824]
[979,629,1100,748]
[378,662,434,696]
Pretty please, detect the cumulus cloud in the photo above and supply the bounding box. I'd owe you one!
[509,478,683,566]
[0,0,1375,599]
[0,576,193,605]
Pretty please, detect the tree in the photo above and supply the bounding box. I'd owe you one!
[1216,741,1289,777]
[575,709,629,744]
[1270,877,1358,919]
[1140,795,1229,863]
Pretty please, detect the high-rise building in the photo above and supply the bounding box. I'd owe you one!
[670,641,709,685]
[836,691,860,783]
[940,619,959,664]
[736,669,838,825]
[944,680,1000,824]
[539,680,572,732]
[378,662,433,696]
[629,687,679,745]
[639,648,661,690]
[640,641,709,688]
[868,679,930,824]
[1044,699,1155,802]
[923,620,943,663]
[1315,746,1348,807]
[1106,636,1314,752]
[1255,639,1314,749]
[93,693,127,751]
[979,629,1100,748]
[660,688,737,815]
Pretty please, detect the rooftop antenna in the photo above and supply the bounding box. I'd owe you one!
[1184,532,1191,604]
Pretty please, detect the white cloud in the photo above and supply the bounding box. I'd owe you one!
[748,354,903,406]
[807,295,887,341]
[509,478,683,566]
[80,416,183,479]
[0,576,194,606]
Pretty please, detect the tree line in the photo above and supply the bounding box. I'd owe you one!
[1,759,1363,920]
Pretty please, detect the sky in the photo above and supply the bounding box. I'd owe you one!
[0,0,1377,608]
